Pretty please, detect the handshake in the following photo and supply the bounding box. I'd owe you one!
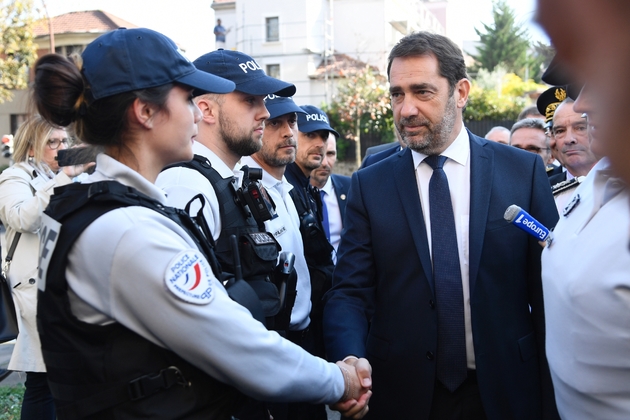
[331,356,373,419]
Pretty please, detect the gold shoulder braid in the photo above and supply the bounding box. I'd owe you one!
[552,175,586,196]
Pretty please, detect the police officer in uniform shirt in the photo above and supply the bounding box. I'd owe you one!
[538,61,630,418]
[285,105,339,361]
[156,49,296,332]
[242,95,339,420]
[32,28,371,420]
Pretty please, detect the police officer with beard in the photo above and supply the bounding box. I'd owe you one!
[157,50,298,332]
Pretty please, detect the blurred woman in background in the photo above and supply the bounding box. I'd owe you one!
[0,115,88,419]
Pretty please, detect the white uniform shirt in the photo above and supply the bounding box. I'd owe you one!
[542,158,630,419]
[156,141,240,241]
[63,154,343,403]
[411,125,475,369]
[240,156,312,331]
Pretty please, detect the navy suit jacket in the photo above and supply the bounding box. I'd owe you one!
[324,130,559,419]
[330,174,351,222]
[360,142,401,168]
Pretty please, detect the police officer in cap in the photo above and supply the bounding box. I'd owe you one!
[157,49,297,332]
[538,54,630,419]
[284,105,339,363]
[242,95,336,420]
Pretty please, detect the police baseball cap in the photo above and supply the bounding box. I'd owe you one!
[193,49,296,97]
[297,105,340,138]
[264,95,306,119]
[81,28,235,101]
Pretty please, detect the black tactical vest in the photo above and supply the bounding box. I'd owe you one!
[37,181,244,419]
[167,155,286,325]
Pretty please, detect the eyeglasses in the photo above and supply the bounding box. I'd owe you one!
[550,122,588,140]
[47,137,69,150]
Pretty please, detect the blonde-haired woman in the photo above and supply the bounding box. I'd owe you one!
[0,115,88,419]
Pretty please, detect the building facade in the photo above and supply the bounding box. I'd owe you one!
[212,0,445,106]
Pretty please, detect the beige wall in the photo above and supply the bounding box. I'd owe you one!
[0,90,29,137]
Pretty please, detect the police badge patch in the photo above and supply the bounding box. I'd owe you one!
[164,250,214,304]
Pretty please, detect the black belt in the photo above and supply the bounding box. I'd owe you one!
[285,327,310,343]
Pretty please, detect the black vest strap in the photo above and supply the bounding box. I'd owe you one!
[47,181,222,279]
[41,181,243,419]
[167,156,287,327]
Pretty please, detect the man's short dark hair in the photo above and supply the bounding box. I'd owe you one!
[387,31,468,95]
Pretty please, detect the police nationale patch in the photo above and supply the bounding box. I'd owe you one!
[164,251,214,305]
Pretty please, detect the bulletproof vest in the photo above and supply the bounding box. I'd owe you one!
[168,155,284,324]
[37,181,244,419]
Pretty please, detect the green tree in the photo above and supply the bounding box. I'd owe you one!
[526,41,555,81]
[0,0,38,103]
[471,0,530,78]
[465,67,546,121]
[323,66,393,166]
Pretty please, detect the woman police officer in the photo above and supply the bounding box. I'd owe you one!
[31,28,371,419]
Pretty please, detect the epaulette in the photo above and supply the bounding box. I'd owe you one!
[552,176,585,196]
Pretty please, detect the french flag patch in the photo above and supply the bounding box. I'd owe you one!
[164,250,214,304]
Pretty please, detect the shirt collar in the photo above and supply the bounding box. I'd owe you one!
[192,141,235,178]
[89,154,167,204]
[321,177,334,195]
[411,124,469,169]
[285,162,310,188]
[240,156,294,196]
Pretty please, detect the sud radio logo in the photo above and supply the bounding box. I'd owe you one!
[165,251,214,304]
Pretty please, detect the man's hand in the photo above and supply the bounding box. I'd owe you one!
[330,357,372,419]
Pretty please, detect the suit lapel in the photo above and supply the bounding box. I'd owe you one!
[393,149,434,293]
[331,175,347,221]
[467,131,493,294]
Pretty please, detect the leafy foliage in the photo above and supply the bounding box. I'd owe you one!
[470,0,546,81]
[465,67,546,121]
[323,66,394,161]
[0,0,38,103]
[0,384,24,419]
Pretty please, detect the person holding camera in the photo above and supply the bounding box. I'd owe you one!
[0,115,89,419]
[32,28,371,419]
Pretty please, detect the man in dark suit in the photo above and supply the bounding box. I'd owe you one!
[361,130,405,168]
[310,133,350,261]
[323,31,560,419]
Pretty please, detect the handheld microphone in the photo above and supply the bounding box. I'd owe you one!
[504,204,552,243]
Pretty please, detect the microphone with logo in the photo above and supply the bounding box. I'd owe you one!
[504,204,553,246]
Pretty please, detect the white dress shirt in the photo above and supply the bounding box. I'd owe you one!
[240,156,312,331]
[411,125,475,368]
[321,178,342,262]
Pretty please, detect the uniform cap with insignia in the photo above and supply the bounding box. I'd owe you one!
[537,86,567,128]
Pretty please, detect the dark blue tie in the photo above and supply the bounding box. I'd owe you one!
[319,189,331,241]
[425,155,467,392]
